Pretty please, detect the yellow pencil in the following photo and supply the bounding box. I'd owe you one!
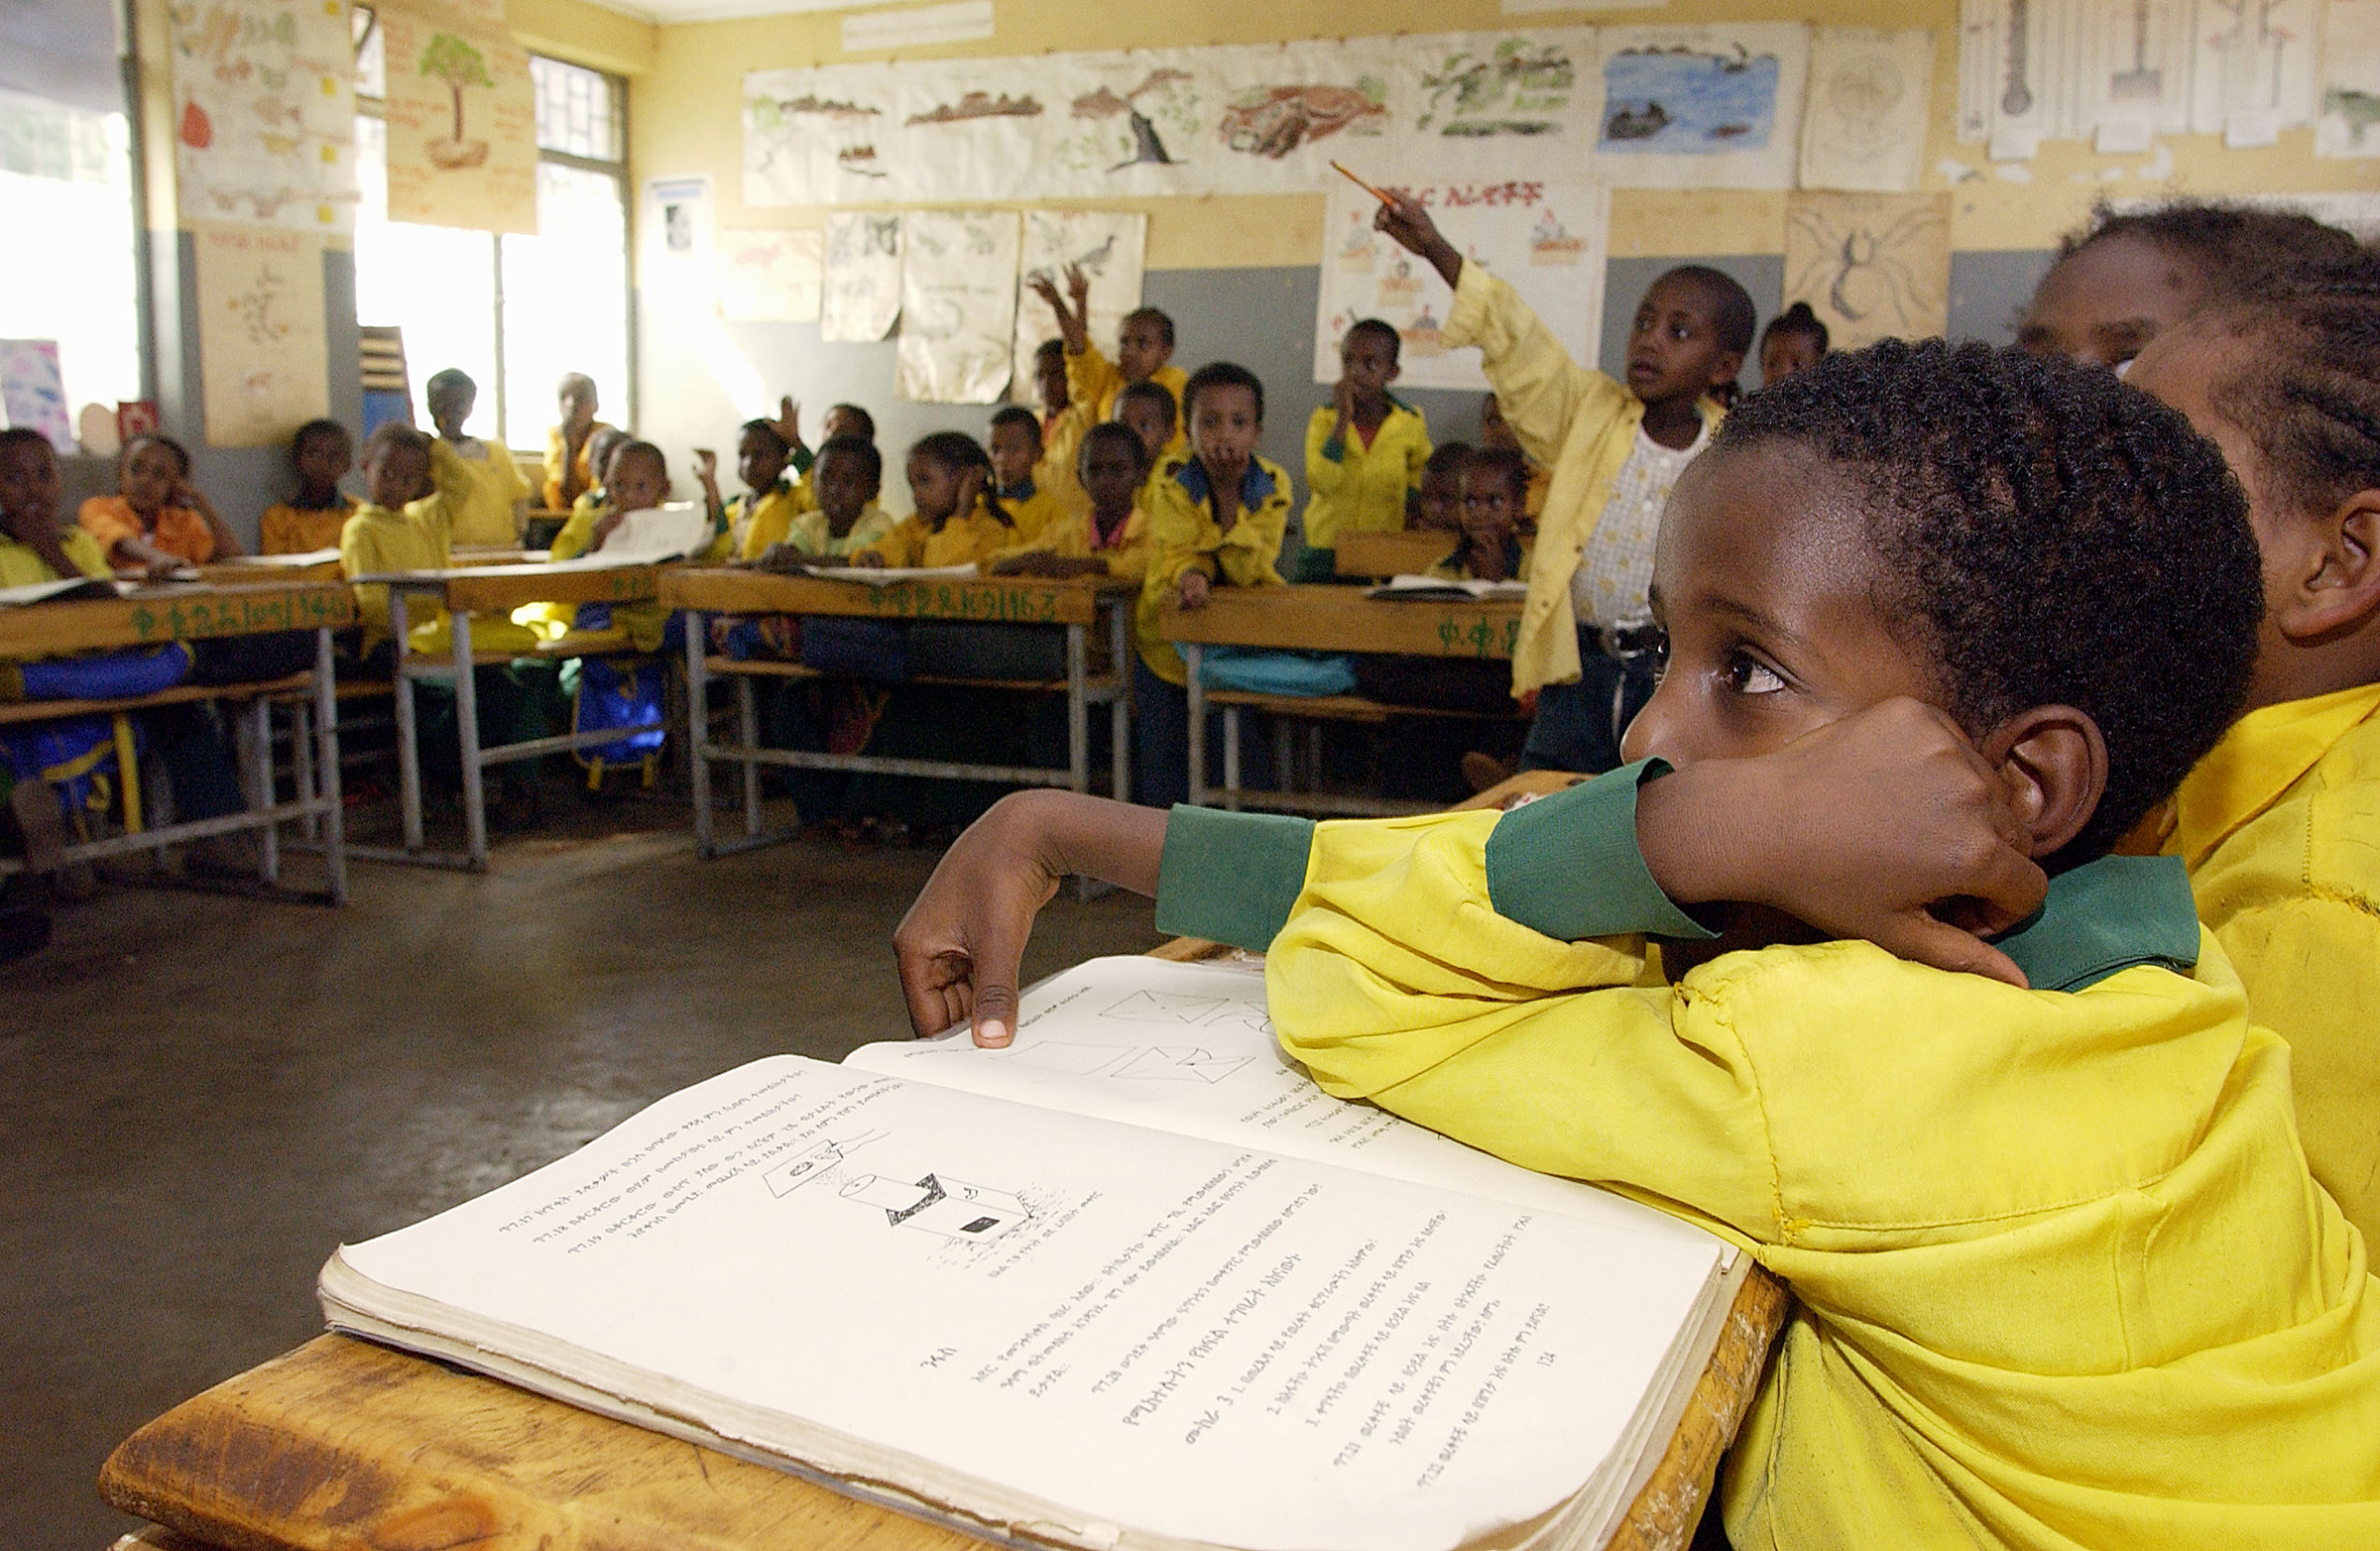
[1329,160,1395,205]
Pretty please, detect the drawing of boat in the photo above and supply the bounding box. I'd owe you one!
[1604,101,1670,139]
[1708,122,1752,139]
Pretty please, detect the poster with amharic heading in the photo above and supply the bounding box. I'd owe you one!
[169,0,357,232]
[1011,211,1147,402]
[718,229,825,323]
[896,209,1021,404]
[379,3,536,233]
[192,223,329,448]
[1314,180,1607,392]
[821,211,903,343]
[1783,192,1950,351]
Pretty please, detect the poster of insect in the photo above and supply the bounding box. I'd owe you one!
[896,210,1022,404]
[192,223,329,448]
[168,0,356,232]
[1782,192,1951,351]
[380,3,536,233]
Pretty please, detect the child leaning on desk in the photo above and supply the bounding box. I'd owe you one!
[986,405,1066,545]
[79,433,241,575]
[848,432,1016,570]
[338,424,541,663]
[892,341,2380,1550]
[988,420,1149,585]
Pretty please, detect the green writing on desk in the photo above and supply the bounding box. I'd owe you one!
[865,583,1063,623]
[129,590,346,643]
[1435,615,1524,658]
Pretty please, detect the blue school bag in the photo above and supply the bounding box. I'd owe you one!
[3,715,140,821]
[1194,646,1358,698]
[563,656,666,787]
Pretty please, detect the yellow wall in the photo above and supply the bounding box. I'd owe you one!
[621,0,2375,272]
[510,0,658,79]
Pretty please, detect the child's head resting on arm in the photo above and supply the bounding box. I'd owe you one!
[2126,250,2380,710]
[907,430,997,529]
[605,441,670,513]
[813,434,883,533]
[1116,379,1177,466]
[118,433,192,522]
[2016,198,2360,372]
[1626,338,2263,876]
[734,418,790,497]
[290,418,352,507]
[362,424,433,510]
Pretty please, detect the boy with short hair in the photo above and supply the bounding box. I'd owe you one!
[1299,316,1431,579]
[1378,195,1752,775]
[756,436,895,567]
[1114,380,1177,474]
[893,341,2380,1548]
[341,425,539,660]
[712,416,800,562]
[1029,265,1188,458]
[543,372,611,509]
[259,418,357,554]
[1431,444,1528,584]
[985,405,1064,544]
[989,420,1150,584]
[425,368,534,549]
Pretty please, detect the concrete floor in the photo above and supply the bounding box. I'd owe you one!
[1,800,1163,1550]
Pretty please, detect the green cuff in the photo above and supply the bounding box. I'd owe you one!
[1484,760,1717,943]
[1320,436,1347,462]
[1155,804,1316,951]
[789,445,815,476]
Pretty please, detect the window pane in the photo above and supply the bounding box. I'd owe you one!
[353,6,384,101]
[529,56,619,162]
[351,114,500,438]
[0,93,141,412]
[500,162,628,457]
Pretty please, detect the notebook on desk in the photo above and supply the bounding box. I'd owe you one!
[320,955,1743,1551]
[1365,575,1529,603]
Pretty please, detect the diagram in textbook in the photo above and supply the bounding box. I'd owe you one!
[840,1173,1036,1241]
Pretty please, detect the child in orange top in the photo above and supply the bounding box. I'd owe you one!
[543,372,612,509]
[990,421,1150,584]
[79,434,240,573]
[852,432,1017,570]
[258,419,357,554]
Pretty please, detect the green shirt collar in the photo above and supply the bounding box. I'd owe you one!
[1990,854,2200,991]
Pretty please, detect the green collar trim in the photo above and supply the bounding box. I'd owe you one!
[1990,855,2200,991]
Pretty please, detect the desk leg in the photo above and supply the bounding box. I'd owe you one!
[248,693,279,885]
[1066,622,1089,795]
[685,612,713,856]
[1223,705,1241,813]
[736,675,761,840]
[292,698,318,842]
[1185,643,1205,809]
[313,625,347,906]
[392,590,423,854]
[453,609,487,870]
[1109,601,1130,803]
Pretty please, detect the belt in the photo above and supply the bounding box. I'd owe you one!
[1580,622,1664,659]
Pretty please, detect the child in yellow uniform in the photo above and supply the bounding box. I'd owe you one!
[1028,338,1090,521]
[258,419,357,555]
[1426,444,1529,584]
[1476,394,1546,525]
[985,406,1064,545]
[1030,264,1188,457]
[2124,254,2380,1252]
[542,372,611,510]
[1298,317,1431,579]
[774,402,875,521]
[1377,195,1752,775]
[989,421,1150,585]
[339,425,540,661]
[518,440,690,653]
[1411,443,1468,533]
[852,432,1017,570]
[1132,362,1290,810]
[564,427,628,522]
[1757,301,1829,388]
[715,417,804,562]
[425,368,533,549]
[754,437,895,566]
[892,341,2380,1551]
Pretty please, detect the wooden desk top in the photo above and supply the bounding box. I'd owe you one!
[195,558,345,582]
[1161,585,1522,659]
[658,567,1125,628]
[0,580,354,658]
[354,563,662,612]
[1331,529,1457,578]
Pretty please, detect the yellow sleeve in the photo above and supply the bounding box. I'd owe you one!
[339,514,392,643]
[1141,461,1219,595]
[60,527,114,579]
[857,515,926,568]
[486,441,533,508]
[1402,407,1434,492]
[1067,343,1125,422]
[739,489,800,561]
[546,503,603,562]
[259,505,298,555]
[423,439,473,538]
[1303,405,1351,502]
[1213,461,1289,587]
[1441,264,1629,471]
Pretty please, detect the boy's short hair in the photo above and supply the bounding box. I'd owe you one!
[1117,378,1177,426]
[814,433,883,491]
[1719,338,2263,865]
[1762,300,1830,353]
[1182,363,1263,426]
[1124,307,1175,350]
[1464,444,1530,504]
[1659,266,1758,356]
[557,371,597,397]
[609,440,667,481]
[2056,198,2362,295]
[828,403,877,443]
[2195,249,2380,522]
[988,404,1042,448]
[425,367,474,402]
[1424,442,1473,480]
[1079,419,1150,479]
[292,418,350,458]
[364,422,430,462]
[124,432,193,476]
[1345,317,1402,365]
[738,418,791,457]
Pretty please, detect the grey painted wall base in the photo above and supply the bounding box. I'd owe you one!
[636,248,2054,523]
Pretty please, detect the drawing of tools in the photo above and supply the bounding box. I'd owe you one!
[2003,0,2036,117]
[2111,0,2162,101]
[1330,160,1395,205]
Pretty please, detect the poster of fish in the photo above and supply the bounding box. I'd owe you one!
[1588,24,1811,188]
[1012,211,1148,401]
[169,0,357,232]
[1391,29,1604,179]
[896,209,1021,404]
[1313,180,1608,392]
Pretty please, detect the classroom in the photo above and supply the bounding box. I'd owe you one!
[7,0,2380,1546]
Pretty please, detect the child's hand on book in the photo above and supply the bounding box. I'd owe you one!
[1634,698,2049,988]
[1179,570,1210,609]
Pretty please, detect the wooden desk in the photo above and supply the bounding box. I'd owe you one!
[0,580,353,902]
[657,568,1134,858]
[1159,586,1523,815]
[1331,528,1457,579]
[359,563,665,871]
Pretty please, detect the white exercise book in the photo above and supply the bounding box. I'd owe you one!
[1365,575,1529,602]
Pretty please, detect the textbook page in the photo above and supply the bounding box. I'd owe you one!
[805,563,981,586]
[326,1054,1725,1551]
[1365,576,1529,601]
[0,577,129,605]
[553,502,715,565]
[215,548,344,568]
[847,958,1718,1255]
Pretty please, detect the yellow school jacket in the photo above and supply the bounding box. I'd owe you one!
[1135,453,1291,684]
[855,499,1016,570]
[2167,680,2380,1253]
[724,480,807,563]
[1066,345,1189,458]
[258,497,356,556]
[994,479,1067,546]
[1148,769,2380,1551]
[443,439,533,549]
[1443,265,1720,697]
[1301,398,1431,551]
[993,507,1150,587]
[341,443,539,657]
[0,526,111,587]
[1034,404,1095,524]
[776,504,897,561]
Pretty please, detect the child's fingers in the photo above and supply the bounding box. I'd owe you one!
[1890,913,2031,989]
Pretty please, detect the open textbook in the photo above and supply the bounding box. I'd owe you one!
[805,561,982,587]
[321,956,1743,1551]
[1366,575,1529,603]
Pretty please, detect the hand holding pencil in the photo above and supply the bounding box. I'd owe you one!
[1342,164,1465,291]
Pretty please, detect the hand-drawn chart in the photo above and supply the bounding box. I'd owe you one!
[1012,210,1148,401]
[896,209,1021,404]
[2317,0,2380,157]
[2191,0,2322,138]
[1799,29,1936,192]
[169,0,356,232]
[1784,192,1951,351]
[821,210,903,343]
[1589,24,1809,189]
[1393,28,1603,179]
[192,222,329,448]
[380,6,536,233]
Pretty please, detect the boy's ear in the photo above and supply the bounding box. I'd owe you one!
[2276,488,2380,642]
[1981,706,2109,859]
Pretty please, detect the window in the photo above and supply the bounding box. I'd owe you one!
[350,14,629,457]
[0,88,142,416]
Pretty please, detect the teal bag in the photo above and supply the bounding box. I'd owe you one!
[1194,646,1358,697]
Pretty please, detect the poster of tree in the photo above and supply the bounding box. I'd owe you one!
[168,0,357,232]
[380,3,536,234]
[192,223,329,448]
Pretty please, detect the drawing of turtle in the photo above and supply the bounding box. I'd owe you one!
[1219,85,1386,159]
